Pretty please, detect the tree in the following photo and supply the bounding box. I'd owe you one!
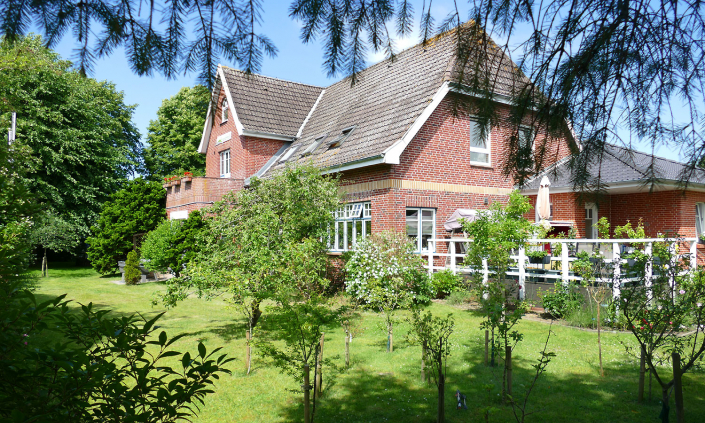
[1,35,142,237]
[141,211,206,276]
[162,164,340,329]
[143,86,210,181]
[86,178,165,275]
[0,288,233,422]
[31,212,82,277]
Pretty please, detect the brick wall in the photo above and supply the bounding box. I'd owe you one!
[165,177,244,219]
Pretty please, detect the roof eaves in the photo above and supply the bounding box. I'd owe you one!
[320,155,386,174]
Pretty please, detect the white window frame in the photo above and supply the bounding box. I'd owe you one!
[279,145,299,162]
[406,207,436,253]
[330,202,372,252]
[219,149,230,178]
[585,203,598,239]
[518,126,535,151]
[696,203,705,239]
[469,118,491,167]
[221,98,229,122]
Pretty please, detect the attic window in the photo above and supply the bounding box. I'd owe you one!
[279,145,299,162]
[302,135,327,156]
[327,126,355,149]
[222,98,229,122]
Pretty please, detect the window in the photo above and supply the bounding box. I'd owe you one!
[406,208,436,252]
[469,119,490,165]
[327,126,355,149]
[518,126,534,150]
[302,135,326,156]
[279,145,299,162]
[585,203,597,238]
[330,202,372,251]
[219,150,230,177]
[221,99,229,122]
[696,203,705,238]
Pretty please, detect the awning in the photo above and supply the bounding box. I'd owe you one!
[444,209,493,231]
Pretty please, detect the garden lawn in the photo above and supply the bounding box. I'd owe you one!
[31,264,705,423]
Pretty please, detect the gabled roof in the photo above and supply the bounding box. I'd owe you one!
[520,144,705,193]
[221,68,324,137]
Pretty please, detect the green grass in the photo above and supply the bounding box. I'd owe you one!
[29,263,705,423]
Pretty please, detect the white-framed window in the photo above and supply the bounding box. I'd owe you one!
[696,203,705,238]
[221,98,229,122]
[469,118,491,166]
[585,203,597,238]
[518,126,534,150]
[406,208,436,252]
[219,149,230,177]
[330,202,372,251]
[534,202,554,222]
[302,135,326,156]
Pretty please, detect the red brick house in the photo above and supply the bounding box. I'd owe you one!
[165,30,572,255]
[521,145,705,240]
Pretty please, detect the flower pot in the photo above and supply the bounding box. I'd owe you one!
[182,177,192,183]
[173,180,181,186]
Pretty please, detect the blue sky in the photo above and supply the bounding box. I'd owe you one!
[41,0,681,162]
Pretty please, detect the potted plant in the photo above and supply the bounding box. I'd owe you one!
[527,249,548,264]
[162,177,170,189]
[172,175,181,186]
[182,171,193,183]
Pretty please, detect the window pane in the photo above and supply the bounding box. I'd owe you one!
[336,221,344,250]
[406,216,419,245]
[470,152,489,163]
[422,210,433,219]
[363,202,371,218]
[365,220,371,238]
[422,234,433,251]
[406,209,419,218]
[355,220,363,245]
[346,221,353,250]
[585,219,593,238]
[470,124,486,148]
[422,220,434,236]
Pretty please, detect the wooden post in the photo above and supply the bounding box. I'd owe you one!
[421,340,426,383]
[345,331,350,369]
[506,346,513,399]
[612,242,621,301]
[669,242,677,302]
[437,343,445,423]
[246,329,252,375]
[484,330,489,366]
[315,333,325,398]
[388,324,393,353]
[304,364,311,423]
[428,251,433,276]
[690,239,698,270]
[518,246,526,300]
[450,240,456,272]
[561,241,569,285]
[638,345,646,402]
[673,352,684,423]
[645,243,653,304]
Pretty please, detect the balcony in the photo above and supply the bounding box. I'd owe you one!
[164,177,244,216]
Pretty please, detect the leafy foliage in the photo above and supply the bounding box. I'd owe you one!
[162,164,340,328]
[141,211,206,276]
[1,36,142,237]
[124,250,141,285]
[430,269,464,299]
[0,220,33,285]
[0,287,233,422]
[144,86,210,181]
[86,178,165,275]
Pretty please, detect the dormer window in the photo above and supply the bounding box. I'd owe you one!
[302,135,327,156]
[279,145,299,162]
[221,98,229,122]
[327,126,355,149]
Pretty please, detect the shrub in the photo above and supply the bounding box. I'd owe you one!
[142,211,206,276]
[345,231,434,305]
[446,290,472,305]
[431,269,464,299]
[124,250,141,285]
[539,283,583,318]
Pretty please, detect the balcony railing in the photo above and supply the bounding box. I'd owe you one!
[423,237,700,300]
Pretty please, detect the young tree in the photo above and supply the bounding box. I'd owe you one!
[31,213,82,277]
[86,178,165,275]
[462,190,533,399]
[143,86,210,181]
[141,211,206,276]
[344,230,434,352]
[162,164,340,329]
[409,309,455,423]
[1,36,142,237]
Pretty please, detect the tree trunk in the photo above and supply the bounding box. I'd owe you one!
[345,330,350,368]
[597,304,604,377]
[638,345,646,402]
[661,386,671,423]
[315,333,325,398]
[250,300,263,328]
[505,345,512,400]
[421,340,426,383]
[672,353,684,423]
[245,329,252,375]
[388,322,393,353]
[484,330,489,366]
[42,248,47,277]
[304,364,311,423]
[437,349,445,423]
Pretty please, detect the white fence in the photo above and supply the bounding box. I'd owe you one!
[423,237,699,300]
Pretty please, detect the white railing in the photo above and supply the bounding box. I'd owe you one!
[423,237,699,300]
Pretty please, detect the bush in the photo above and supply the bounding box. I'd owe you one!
[141,211,206,276]
[344,231,434,305]
[431,270,464,299]
[124,250,141,285]
[539,283,584,318]
[446,290,472,305]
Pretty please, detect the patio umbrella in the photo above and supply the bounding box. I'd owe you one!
[537,176,551,221]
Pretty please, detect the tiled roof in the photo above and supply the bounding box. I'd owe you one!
[521,144,705,190]
[221,68,324,137]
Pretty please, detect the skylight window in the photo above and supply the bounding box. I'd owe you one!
[327,126,355,149]
[302,135,326,156]
[279,145,299,162]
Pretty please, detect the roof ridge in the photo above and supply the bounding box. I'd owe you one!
[220,66,325,89]
[606,143,689,168]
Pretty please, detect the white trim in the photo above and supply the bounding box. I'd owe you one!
[198,110,213,154]
[448,85,515,106]
[321,156,386,174]
[297,89,325,138]
[469,117,491,166]
[216,131,232,144]
[521,180,705,196]
[240,129,295,141]
[219,149,231,178]
[218,66,245,134]
[382,82,450,164]
[221,98,229,122]
[584,203,598,239]
[170,210,189,220]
